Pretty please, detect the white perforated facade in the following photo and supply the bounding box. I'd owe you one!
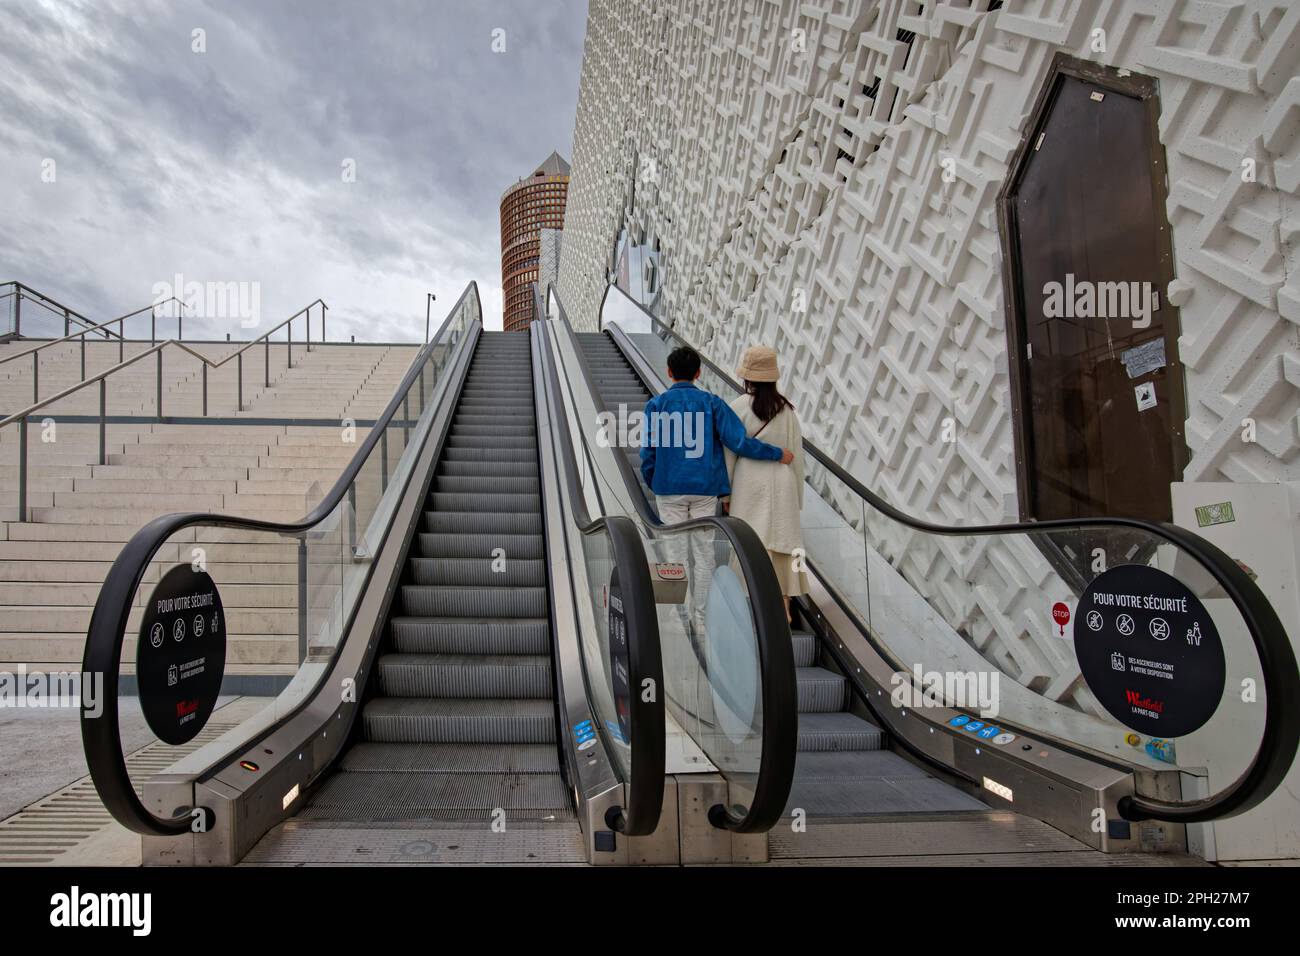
[558,0,1300,711]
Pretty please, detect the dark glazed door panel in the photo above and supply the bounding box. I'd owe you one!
[1012,74,1184,522]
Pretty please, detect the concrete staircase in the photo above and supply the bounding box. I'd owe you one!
[0,339,420,685]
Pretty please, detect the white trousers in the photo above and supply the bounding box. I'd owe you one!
[657,494,718,630]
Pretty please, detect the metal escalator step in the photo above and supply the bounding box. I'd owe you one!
[339,742,560,774]
[783,750,988,815]
[782,778,988,817]
[410,557,546,587]
[451,424,536,437]
[440,446,537,462]
[453,414,536,428]
[378,653,552,698]
[418,532,544,559]
[428,491,541,513]
[453,405,533,415]
[434,476,540,495]
[438,462,538,480]
[391,617,550,654]
[424,511,542,534]
[400,585,547,618]
[444,435,537,450]
[455,394,534,404]
[792,631,817,667]
[792,750,931,781]
[798,666,848,713]
[797,712,885,751]
[297,770,571,820]
[363,698,557,744]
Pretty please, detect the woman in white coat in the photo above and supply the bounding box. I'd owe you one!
[723,345,808,622]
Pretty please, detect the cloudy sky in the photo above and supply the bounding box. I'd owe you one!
[0,0,588,338]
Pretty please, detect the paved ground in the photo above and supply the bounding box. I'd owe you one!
[0,697,268,865]
[0,695,248,821]
[0,697,161,821]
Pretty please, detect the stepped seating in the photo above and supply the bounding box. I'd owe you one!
[0,337,419,682]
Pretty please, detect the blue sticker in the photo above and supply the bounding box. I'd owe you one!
[977,725,1000,739]
[963,721,985,733]
[949,715,970,727]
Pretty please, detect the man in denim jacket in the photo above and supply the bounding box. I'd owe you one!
[640,346,793,628]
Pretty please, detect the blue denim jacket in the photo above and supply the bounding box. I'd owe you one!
[640,382,783,496]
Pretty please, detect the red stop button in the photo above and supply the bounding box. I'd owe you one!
[1052,601,1071,636]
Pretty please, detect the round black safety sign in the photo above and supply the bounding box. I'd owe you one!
[1074,564,1224,738]
[136,565,226,745]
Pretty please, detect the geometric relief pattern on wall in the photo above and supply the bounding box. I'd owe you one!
[559,0,1300,715]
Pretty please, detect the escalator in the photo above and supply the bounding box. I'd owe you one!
[80,286,676,864]
[77,275,1298,865]
[569,325,984,819]
[81,282,802,864]
[285,332,569,826]
[561,281,1300,861]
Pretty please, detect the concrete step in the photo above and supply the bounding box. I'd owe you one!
[0,581,295,607]
[0,557,297,584]
[0,633,298,665]
[3,522,303,544]
[89,465,252,481]
[71,478,240,494]
[0,605,296,634]
[25,506,299,524]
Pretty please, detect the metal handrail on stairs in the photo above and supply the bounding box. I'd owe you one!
[0,297,189,403]
[1,281,130,341]
[0,298,328,520]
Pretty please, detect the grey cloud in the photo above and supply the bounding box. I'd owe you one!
[0,0,588,337]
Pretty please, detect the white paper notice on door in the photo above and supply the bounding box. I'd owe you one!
[1122,338,1166,379]
[1135,381,1157,411]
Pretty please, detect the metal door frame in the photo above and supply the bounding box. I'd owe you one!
[996,52,1189,523]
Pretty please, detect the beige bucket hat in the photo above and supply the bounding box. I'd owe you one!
[736,345,780,382]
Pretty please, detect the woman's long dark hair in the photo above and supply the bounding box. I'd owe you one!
[744,380,792,423]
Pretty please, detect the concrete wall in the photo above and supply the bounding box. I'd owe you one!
[539,228,563,303]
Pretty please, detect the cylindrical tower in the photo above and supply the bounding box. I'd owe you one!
[499,152,570,332]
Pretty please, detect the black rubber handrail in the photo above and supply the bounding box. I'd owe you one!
[545,284,797,834]
[80,283,480,836]
[530,306,664,836]
[602,284,1300,824]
